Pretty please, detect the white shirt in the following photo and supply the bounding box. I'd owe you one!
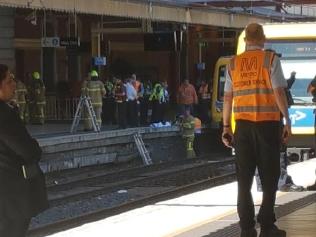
[126,82,137,101]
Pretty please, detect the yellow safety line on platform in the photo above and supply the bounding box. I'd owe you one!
[163,191,287,237]
[164,208,237,237]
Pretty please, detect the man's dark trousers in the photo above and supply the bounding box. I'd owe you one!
[234,120,281,230]
[0,217,30,237]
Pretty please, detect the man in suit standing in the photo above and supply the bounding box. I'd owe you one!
[0,64,48,237]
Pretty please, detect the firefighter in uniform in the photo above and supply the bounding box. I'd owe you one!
[12,77,29,123]
[29,71,46,124]
[222,23,290,237]
[180,108,196,159]
[81,70,106,131]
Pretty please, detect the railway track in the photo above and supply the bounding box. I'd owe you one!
[28,156,236,237]
[48,157,234,206]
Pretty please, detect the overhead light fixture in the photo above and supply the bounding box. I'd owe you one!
[25,10,37,26]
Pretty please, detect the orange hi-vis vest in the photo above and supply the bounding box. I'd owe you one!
[229,50,280,122]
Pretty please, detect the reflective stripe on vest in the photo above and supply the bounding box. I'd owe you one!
[83,81,104,105]
[230,50,280,122]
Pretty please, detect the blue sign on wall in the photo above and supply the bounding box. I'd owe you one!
[196,62,205,70]
[93,57,106,66]
[289,107,315,128]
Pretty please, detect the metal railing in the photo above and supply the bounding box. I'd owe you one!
[46,96,80,121]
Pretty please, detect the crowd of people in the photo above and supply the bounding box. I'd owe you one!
[10,67,212,132]
[80,71,208,159]
[81,71,171,131]
[3,21,316,237]
[81,70,211,131]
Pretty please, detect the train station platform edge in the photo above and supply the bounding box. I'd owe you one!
[45,159,316,237]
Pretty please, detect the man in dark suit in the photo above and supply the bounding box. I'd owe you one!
[0,64,48,237]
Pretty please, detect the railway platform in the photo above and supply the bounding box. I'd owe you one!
[41,158,316,237]
[27,123,184,172]
[27,123,225,173]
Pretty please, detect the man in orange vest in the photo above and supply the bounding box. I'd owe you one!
[222,23,291,237]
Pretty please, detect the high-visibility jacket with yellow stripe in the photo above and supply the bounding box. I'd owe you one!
[81,80,106,107]
[181,115,196,138]
[14,80,27,104]
[230,50,280,122]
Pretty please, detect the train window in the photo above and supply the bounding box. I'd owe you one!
[265,40,316,103]
[265,40,316,58]
[281,59,315,101]
[217,65,226,101]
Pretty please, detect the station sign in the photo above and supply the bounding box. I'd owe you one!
[289,107,312,126]
[196,62,205,70]
[289,106,316,134]
[93,57,107,66]
[60,37,80,47]
[41,37,60,47]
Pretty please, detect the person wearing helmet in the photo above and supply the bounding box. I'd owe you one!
[81,70,106,131]
[179,107,196,159]
[29,71,46,124]
[32,71,40,80]
[11,74,29,123]
[90,70,98,78]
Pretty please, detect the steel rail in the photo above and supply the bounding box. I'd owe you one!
[48,158,235,206]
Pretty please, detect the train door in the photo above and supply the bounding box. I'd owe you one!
[210,56,231,129]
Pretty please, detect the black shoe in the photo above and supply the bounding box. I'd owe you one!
[259,225,286,237]
[241,228,257,237]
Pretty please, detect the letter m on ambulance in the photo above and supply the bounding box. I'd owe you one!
[241,57,257,71]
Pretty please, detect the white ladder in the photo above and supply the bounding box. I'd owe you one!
[133,132,153,165]
[70,95,100,133]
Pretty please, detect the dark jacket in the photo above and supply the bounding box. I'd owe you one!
[0,100,48,219]
[285,76,295,106]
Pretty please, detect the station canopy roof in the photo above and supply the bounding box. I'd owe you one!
[1,0,316,28]
[157,0,316,20]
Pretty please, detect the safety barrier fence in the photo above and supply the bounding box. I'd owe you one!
[46,95,80,120]
[45,96,171,121]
